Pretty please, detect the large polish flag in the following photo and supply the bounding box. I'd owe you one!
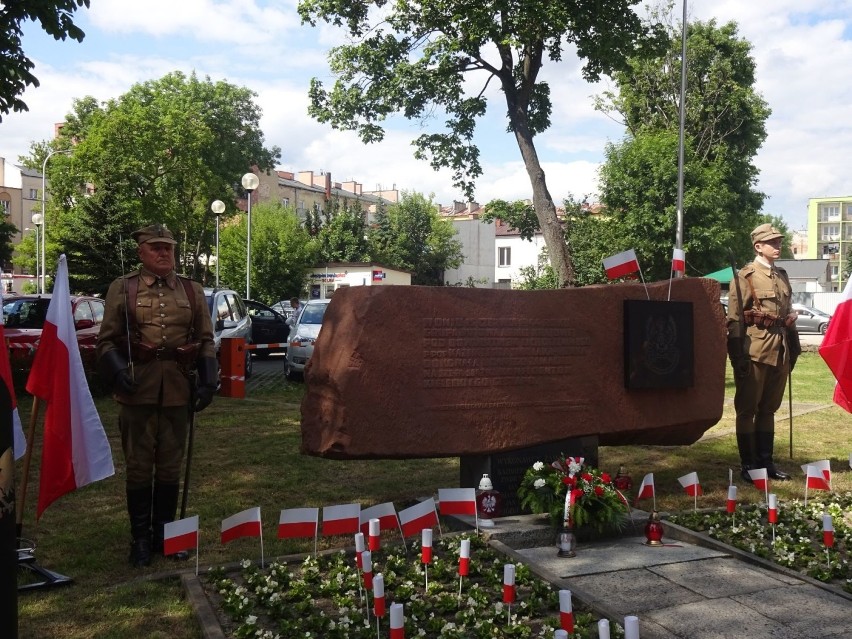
[438,488,477,516]
[0,289,26,460]
[322,503,361,536]
[277,507,319,539]
[359,502,399,535]
[671,248,685,274]
[602,249,640,280]
[221,507,262,544]
[678,472,703,497]
[164,515,199,555]
[398,498,439,538]
[26,255,114,518]
[819,277,852,412]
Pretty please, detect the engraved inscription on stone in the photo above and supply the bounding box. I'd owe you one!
[421,318,590,389]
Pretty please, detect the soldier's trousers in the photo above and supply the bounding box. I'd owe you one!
[119,404,189,489]
[733,360,788,463]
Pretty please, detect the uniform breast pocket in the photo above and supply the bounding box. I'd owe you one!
[135,297,153,325]
[175,299,192,324]
[755,289,778,310]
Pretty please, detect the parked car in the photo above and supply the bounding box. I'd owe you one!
[244,299,290,358]
[271,299,308,322]
[792,304,831,335]
[205,288,252,378]
[285,299,330,380]
[2,294,105,371]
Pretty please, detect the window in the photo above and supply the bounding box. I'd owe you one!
[29,188,39,199]
[0,197,10,215]
[819,205,840,222]
[821,225,839,241]
[74,301,94,323]
[498,246,511,267]
[281,197,290,207]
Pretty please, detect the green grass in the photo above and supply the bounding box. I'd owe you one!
[15,352,851,638]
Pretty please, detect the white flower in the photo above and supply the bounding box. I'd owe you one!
[532,461,544,471]
[533,478,546,489]
[246,615,257,625]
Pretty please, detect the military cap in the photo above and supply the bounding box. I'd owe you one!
[131,223,177,245]
[750,223,783,245]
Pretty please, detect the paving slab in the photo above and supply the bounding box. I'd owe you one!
[733,584,852,638]
[649,557,789,598]
[645,597,799,639]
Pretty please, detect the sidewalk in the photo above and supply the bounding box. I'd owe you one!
[481,512,852,639]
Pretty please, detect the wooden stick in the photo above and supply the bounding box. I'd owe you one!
[15,396,41,535]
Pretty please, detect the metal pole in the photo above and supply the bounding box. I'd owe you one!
[40,149,71,294]
[246,191,252,300]
[674,0,688,264]
[215,215,220,289]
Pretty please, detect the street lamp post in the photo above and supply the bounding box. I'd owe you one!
[211,199,226,288]
[41,148,72,294]
[241,172,259,300]
[30,214,43,294]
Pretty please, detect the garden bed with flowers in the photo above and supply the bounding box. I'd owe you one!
[667,492,852,594]
[203,535,613,639]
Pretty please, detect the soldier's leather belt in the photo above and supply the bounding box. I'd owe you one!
[744,310,794,329]
[132,343,178,362]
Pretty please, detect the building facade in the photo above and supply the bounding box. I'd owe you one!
[806,196,852,291]
[306,262,411,300]
[439,201,495,287]
[0,157,42,290]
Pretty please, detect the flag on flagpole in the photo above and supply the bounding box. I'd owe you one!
[0,289,25,460]
[671,248,685,274]
[602,249,640,280]
[221,507,262,544]
[819,277,852,412]
[634,473,654,505]
[322,503,361,536]
[804,465,830,492]
[438,488,477,516]
[277,507,319,539]
[26,255,114,518]
[677,472,703,496]
[398,498,438,537]
[359,502,399,535]
[800,459,831,486]
[747,468,769,492]
[164,515,199,556]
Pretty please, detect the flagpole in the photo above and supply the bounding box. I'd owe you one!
[14,396,41,536]
[674,0,688,264]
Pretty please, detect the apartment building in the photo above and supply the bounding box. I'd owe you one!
[806,196,852,291]
[0,157,42,290]
[439,201,495,287]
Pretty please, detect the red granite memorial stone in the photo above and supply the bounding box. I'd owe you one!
[301,278,726,459]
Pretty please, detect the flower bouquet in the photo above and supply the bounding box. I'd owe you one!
[517,455,629,534]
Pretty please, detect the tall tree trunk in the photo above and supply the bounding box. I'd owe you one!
[513,126,575,287]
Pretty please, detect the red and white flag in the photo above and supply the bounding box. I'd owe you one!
[678,472,703,497]
[602,249,640,280]
[277,507,319,539]
[726,485,737,514]
[748,468,769,492]
[26,255,114,518]
[804,465,831,492]
[671,248,685,274]
[502,564,516,604]
[823,514,835,548]
[559,589,574,633]
[438,487,477,516]
[398,498,438,537]
[819,277,852,412]
[322,503,361,536]
[221,507,262,544]
[634,473,654,504]
[164,515,199,556]
[359,501,399,536]
[800,459,831,487]
[0,289,26,460]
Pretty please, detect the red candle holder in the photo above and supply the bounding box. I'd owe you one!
[644,510,664,546]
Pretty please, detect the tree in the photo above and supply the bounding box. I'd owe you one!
[595,15,770,278]
[0,0,89,120]
[316,198,370,262]
[219,202,318,304]
[368,192,463,286]
[298,0,664,286]
[21,72,280,293]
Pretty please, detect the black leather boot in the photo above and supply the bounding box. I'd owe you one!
[126,486,152,567]
[152,482,189,560]
[736,433,756,483]
[756,431,791,480]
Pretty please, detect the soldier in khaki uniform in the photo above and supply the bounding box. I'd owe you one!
[97,224,217,567]
[726,223,801,483]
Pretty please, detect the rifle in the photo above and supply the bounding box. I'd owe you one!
[118,234,134,382]
[180,372,198,520]
[727,249,749,361]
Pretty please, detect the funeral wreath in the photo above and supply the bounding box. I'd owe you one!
[517,456,630,533]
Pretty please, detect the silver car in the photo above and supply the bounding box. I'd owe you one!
[285,299,330,380]
[792,304,831,335]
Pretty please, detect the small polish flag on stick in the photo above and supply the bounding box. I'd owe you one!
[164,515,199,574]
[398,498,439,538]
[361,550,373,589]
[726,485,737,514]
[322,503,361,536]
[768,493,778,524]
[373,573,386,618]
[390,603,405,639]
[438,487,479,532]
[678,472,703,511]
[800,459,831,486]
[559,589,574,633]
[221,507,262,544]
[354,532,365,569]
[359,502,400,538]
[602,249,640,280]
[804,465,831,504]
[634,473,655,509]
[368,518,381,551]
[823,514,835,548]
[278,507,319,555]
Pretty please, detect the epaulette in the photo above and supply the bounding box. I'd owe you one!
[739,264,756,278]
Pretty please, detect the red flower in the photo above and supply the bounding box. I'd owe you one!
[581,473,593,483]
[571,489,584,502]
[594,486,604,497]
[562,476,576,486]
[601,472,611,483]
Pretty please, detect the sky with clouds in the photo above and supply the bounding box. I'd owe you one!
[2,0,851,230]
